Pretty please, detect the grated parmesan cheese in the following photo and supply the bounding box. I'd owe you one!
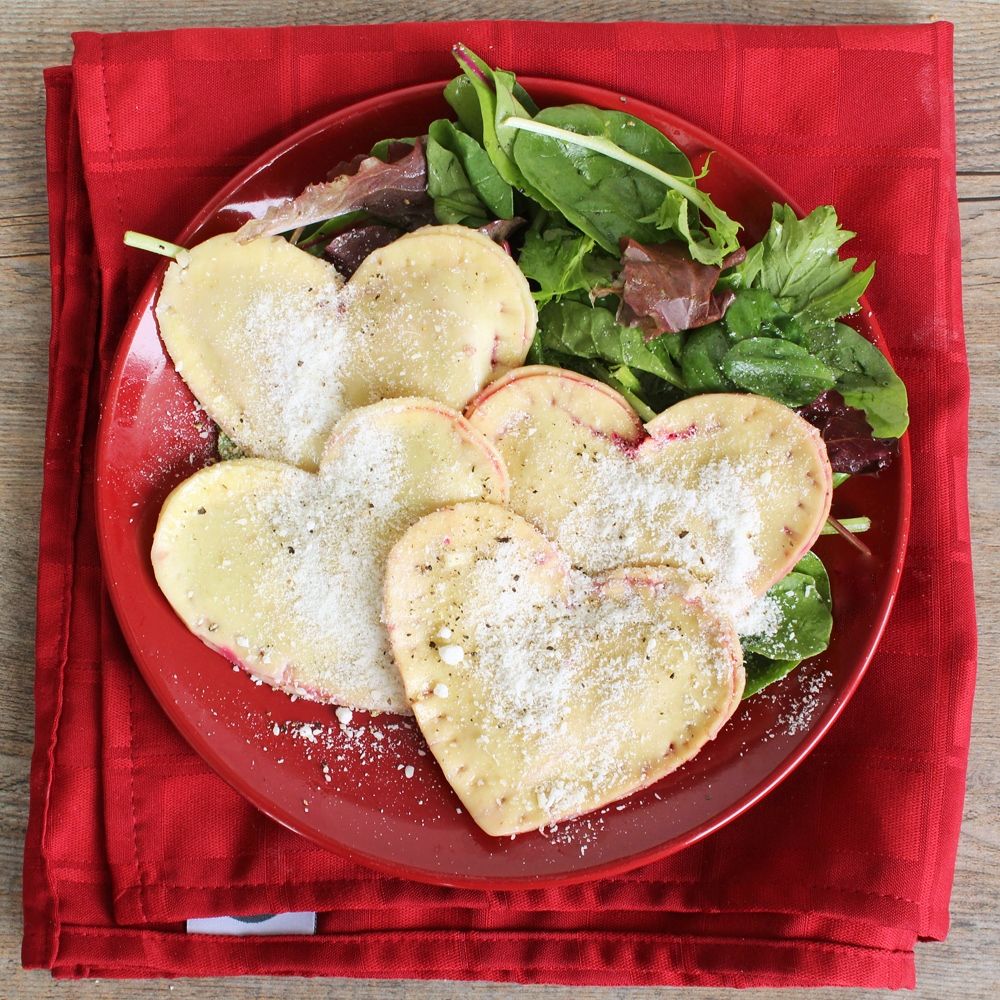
[233,281,353,462]
[433,539,736,824]
[199,426,410,712]
[555,447,780,633]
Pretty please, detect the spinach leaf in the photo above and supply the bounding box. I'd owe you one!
[444,75,486,143]
[511,80,539,117]
[536,349,658,421]
[426,133,490,226]
[722,337,837,406]
[736,203,874,328]
[444,72,539,140]
[509,108,739,263]
[518,214,617,306]
[803,323,909,437]
[721,287,809,345]
[510,106,743,263]
[741,551,833,697]
[793,549,832,605]
[743,653,802,700]
[742,571,832,661]
[537,299,685,387]
[427,118,514,222]
[680,323,734,391]
[526,333,546,365]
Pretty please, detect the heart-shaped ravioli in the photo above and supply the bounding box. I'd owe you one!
[155,226,535,470]
[155,232,349,471]
[151,398,508,713]
[384,503,743,836]
[466,366,832,615]
[341,224,537,411]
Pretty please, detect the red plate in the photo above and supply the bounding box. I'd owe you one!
[96,79,911,887]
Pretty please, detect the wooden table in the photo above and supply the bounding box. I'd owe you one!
[1,2,996,997]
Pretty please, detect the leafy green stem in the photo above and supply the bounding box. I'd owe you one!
[124,231,185,259]
[820,516,870,536]
[608,366,658,421]
[823,514,873,558]
[452,42,489,82]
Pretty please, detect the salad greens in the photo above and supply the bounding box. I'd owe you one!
[446,44,548,204]
[721,337,837,407]
[803,323,908,438]
[298,42,908,695]
[252,43,906,471]
[377,48,906,481]
[518,213,617,307]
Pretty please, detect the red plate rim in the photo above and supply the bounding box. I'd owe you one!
[96,78,912,888]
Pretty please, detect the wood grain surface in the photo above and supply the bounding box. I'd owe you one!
[1,2,997,997]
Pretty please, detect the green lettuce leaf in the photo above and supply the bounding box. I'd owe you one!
[426,135,489,226]
[679,323,734,392]
[722,288,786,340]
[537,352,659,422]
[536,299,685,387]
[743,652,803,700]
[511,106,719,255]
[448,45,551,207]
[736,203,874,327]
[640,173,743,266]
[518,215,617,306]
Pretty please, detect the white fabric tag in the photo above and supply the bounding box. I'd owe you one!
[186,912,317,936]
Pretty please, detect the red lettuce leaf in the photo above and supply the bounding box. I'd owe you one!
[237,140,433,241]
[331,139,420,176]
[478,216,525,245]
[322,224,403,277]
[615,239,745,340]
[797,389,898,474]
[326,151,368,179]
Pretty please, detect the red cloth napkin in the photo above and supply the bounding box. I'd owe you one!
[25,21,974,987]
